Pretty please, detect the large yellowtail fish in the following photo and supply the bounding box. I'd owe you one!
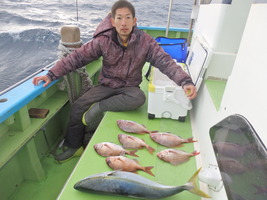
[74,168,211,199]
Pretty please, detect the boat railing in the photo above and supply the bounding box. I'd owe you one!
[0,60,57,97]
[0,61,60,124]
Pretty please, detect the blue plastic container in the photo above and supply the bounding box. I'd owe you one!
[155,37,188,63]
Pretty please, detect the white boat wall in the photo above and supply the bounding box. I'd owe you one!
[190,0,267,199]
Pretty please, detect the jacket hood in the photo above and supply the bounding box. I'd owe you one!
[93,14,114,38]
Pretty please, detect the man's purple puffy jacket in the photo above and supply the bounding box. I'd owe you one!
[47,14,193,89]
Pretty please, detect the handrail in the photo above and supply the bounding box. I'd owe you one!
[0,60,57,96]
[0,68,58,123]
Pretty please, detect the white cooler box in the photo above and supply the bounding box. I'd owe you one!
[147,36,212,122]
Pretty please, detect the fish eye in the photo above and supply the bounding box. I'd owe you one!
[159,155,164,159]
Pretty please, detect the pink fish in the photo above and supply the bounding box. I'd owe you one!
[248,159,267,171]
[213,142,251,158]
[118,134,155,154]
[106,156,155,176]
[117,120,156,134]
[217,158,248,174]
[157,149,200,166]
[94,142,138,157]
[253,184,267,194]
[150,132,197,147]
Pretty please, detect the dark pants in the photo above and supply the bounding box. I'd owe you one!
[64,85,146,148]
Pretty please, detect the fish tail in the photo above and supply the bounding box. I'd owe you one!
[150,130,158,134]
[187,137,197,143]
[185,168,211,198]
[146,145,156,154]
[253,184,267,194]
[128,150,139,157]
[143,166,155,176]
[176,144,184,148]
[192,151,200,156]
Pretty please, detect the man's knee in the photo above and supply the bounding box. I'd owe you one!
[100,87,146,111]
[130,88,146,107]
[120,87,146,110]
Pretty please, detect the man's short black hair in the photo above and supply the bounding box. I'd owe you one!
[111,0,135,18]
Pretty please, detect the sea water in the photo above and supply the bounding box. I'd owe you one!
[0,0,193,92]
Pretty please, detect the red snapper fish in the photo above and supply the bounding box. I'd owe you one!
[217,157,248,174]
[118,134,155,154]
[150,132,197,147]
[213,142,251,158]
[106,156,155,176]
[117,120,156,134]
[94,142,138,157]
[157,149,200,166]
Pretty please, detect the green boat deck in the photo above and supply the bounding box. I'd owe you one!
[1,61,229,200]
[57,65,200,200]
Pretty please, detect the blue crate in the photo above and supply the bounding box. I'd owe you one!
[156,37,188,63]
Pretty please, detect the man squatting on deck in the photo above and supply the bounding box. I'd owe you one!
[33,0,197,162]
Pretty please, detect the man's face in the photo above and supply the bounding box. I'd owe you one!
[111,8,137,40]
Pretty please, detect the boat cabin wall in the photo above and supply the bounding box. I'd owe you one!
[219,3,267,145]
[191,3,267,199]
[193,0,252,80]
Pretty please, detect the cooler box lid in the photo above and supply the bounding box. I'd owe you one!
[186,35,212,90]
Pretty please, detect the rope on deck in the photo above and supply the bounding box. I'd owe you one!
[58,39,93,103]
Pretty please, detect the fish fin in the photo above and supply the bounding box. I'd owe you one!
[103,144,113,150]
[117,157,125,163]
[123,146,139,150]
[185,168,211,198]
[133,159,140,164]
[128,150,139,157]
[169,156,190,165]
[128,137,137,141]
[120,152,126,156]
[187,137,198,143]
[105,171,119,176]
[150,130,158,134]
[144,166,155,176]
[174,144,184,148]
[141,124,147,128]
[169,161,180,166]
[146,145,156,154]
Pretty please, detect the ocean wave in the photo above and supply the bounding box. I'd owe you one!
[0,28,59,43]
[0,0,193,92]
[0,28,60,91]
[0,10,63,33]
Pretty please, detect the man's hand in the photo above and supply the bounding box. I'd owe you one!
[32,75,52,87]
[183,84,197,100]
